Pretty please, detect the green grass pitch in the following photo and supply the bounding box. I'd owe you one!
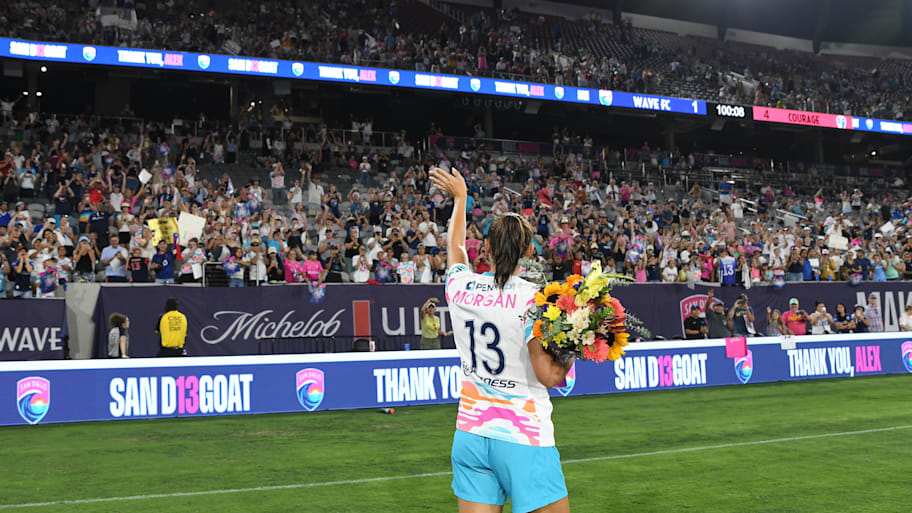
[1,374,910,512]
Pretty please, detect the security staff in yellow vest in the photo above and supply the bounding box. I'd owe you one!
[156,296,188,357]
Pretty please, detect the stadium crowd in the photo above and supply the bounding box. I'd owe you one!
[2,111,912,308]
[1,0,910,121]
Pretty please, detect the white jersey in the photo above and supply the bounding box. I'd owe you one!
[445,264,554,447]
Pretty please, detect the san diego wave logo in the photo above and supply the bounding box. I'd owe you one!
[902,342,912,373]
[598,89,613,106]
[292,62,304,77]
[388,71,400,85]
[866,119,874,130]
[554,86,565,100]
[296,368,324,411]
[679,294,718,337]
[197,55,211,70]
[82,46,96,62]
[470,78,481,92]
[17,377,50,424]
[734,350,753,384]
[555,363,576,397]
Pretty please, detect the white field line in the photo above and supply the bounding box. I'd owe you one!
[1,424,910,509]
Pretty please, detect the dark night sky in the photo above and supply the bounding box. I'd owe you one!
[560,0,912,46]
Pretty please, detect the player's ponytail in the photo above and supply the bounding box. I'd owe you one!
[487,213,534,291]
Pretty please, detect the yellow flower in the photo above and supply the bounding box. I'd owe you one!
[553,331,568,345]
[585,274,610,294]
[575,287,598,307]
[544,305,562,321]
[534,291,550,306]
[582,261,609,291]
[608,343,626,361]
[543,282,563,298]
[614,332,630,347]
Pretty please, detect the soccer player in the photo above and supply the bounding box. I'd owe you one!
[431,167,572,513]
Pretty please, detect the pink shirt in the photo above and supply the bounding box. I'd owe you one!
[465,239,481,262]
[301,260,323,282]
[284,260,303,283]
[782,310,807,336]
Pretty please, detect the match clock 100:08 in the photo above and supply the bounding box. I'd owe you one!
[713,103,747,118]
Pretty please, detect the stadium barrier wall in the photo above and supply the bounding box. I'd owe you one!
[0,299,67,361]
[84,281,912,359]
[3,281,912,360]
[1,333,910,426]
[3,280,912,360]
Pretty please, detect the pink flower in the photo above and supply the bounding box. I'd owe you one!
[582,339,610,363]
[556,294,578,314]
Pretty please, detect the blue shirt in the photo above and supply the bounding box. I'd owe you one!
[11,260,33,291]
[88,211,110,236]
[38,268,57,296]
[0,212,10,228]
[100,246,128,277]
[802,259,814,280]
[857,257,872,278]
[151,250,175,280]
[872,264,886,282]
[720,256,737,284]
[267,239,283,254]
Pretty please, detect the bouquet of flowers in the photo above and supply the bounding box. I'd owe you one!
[527,262,648,363]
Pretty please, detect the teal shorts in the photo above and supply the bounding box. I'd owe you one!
[451,430,567,513]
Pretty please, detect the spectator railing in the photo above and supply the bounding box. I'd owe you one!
[428,134,602,158]
[201,262,266,288]
[422,0,469,25]
[775,209,809,228]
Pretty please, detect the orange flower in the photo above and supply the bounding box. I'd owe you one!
[532,320,544,338]
[556,294,578,313]
[609,297,625,317]
[558,282,577,296]
[566,275,584,287]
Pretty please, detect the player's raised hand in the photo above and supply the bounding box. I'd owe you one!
[430,167,467,200]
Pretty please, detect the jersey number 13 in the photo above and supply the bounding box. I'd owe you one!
[465,320,504,375]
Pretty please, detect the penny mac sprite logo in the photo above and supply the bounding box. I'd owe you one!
[17,377,50,424]
[200,309,344,344]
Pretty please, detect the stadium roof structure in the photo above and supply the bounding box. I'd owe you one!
[565,0,912,47]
